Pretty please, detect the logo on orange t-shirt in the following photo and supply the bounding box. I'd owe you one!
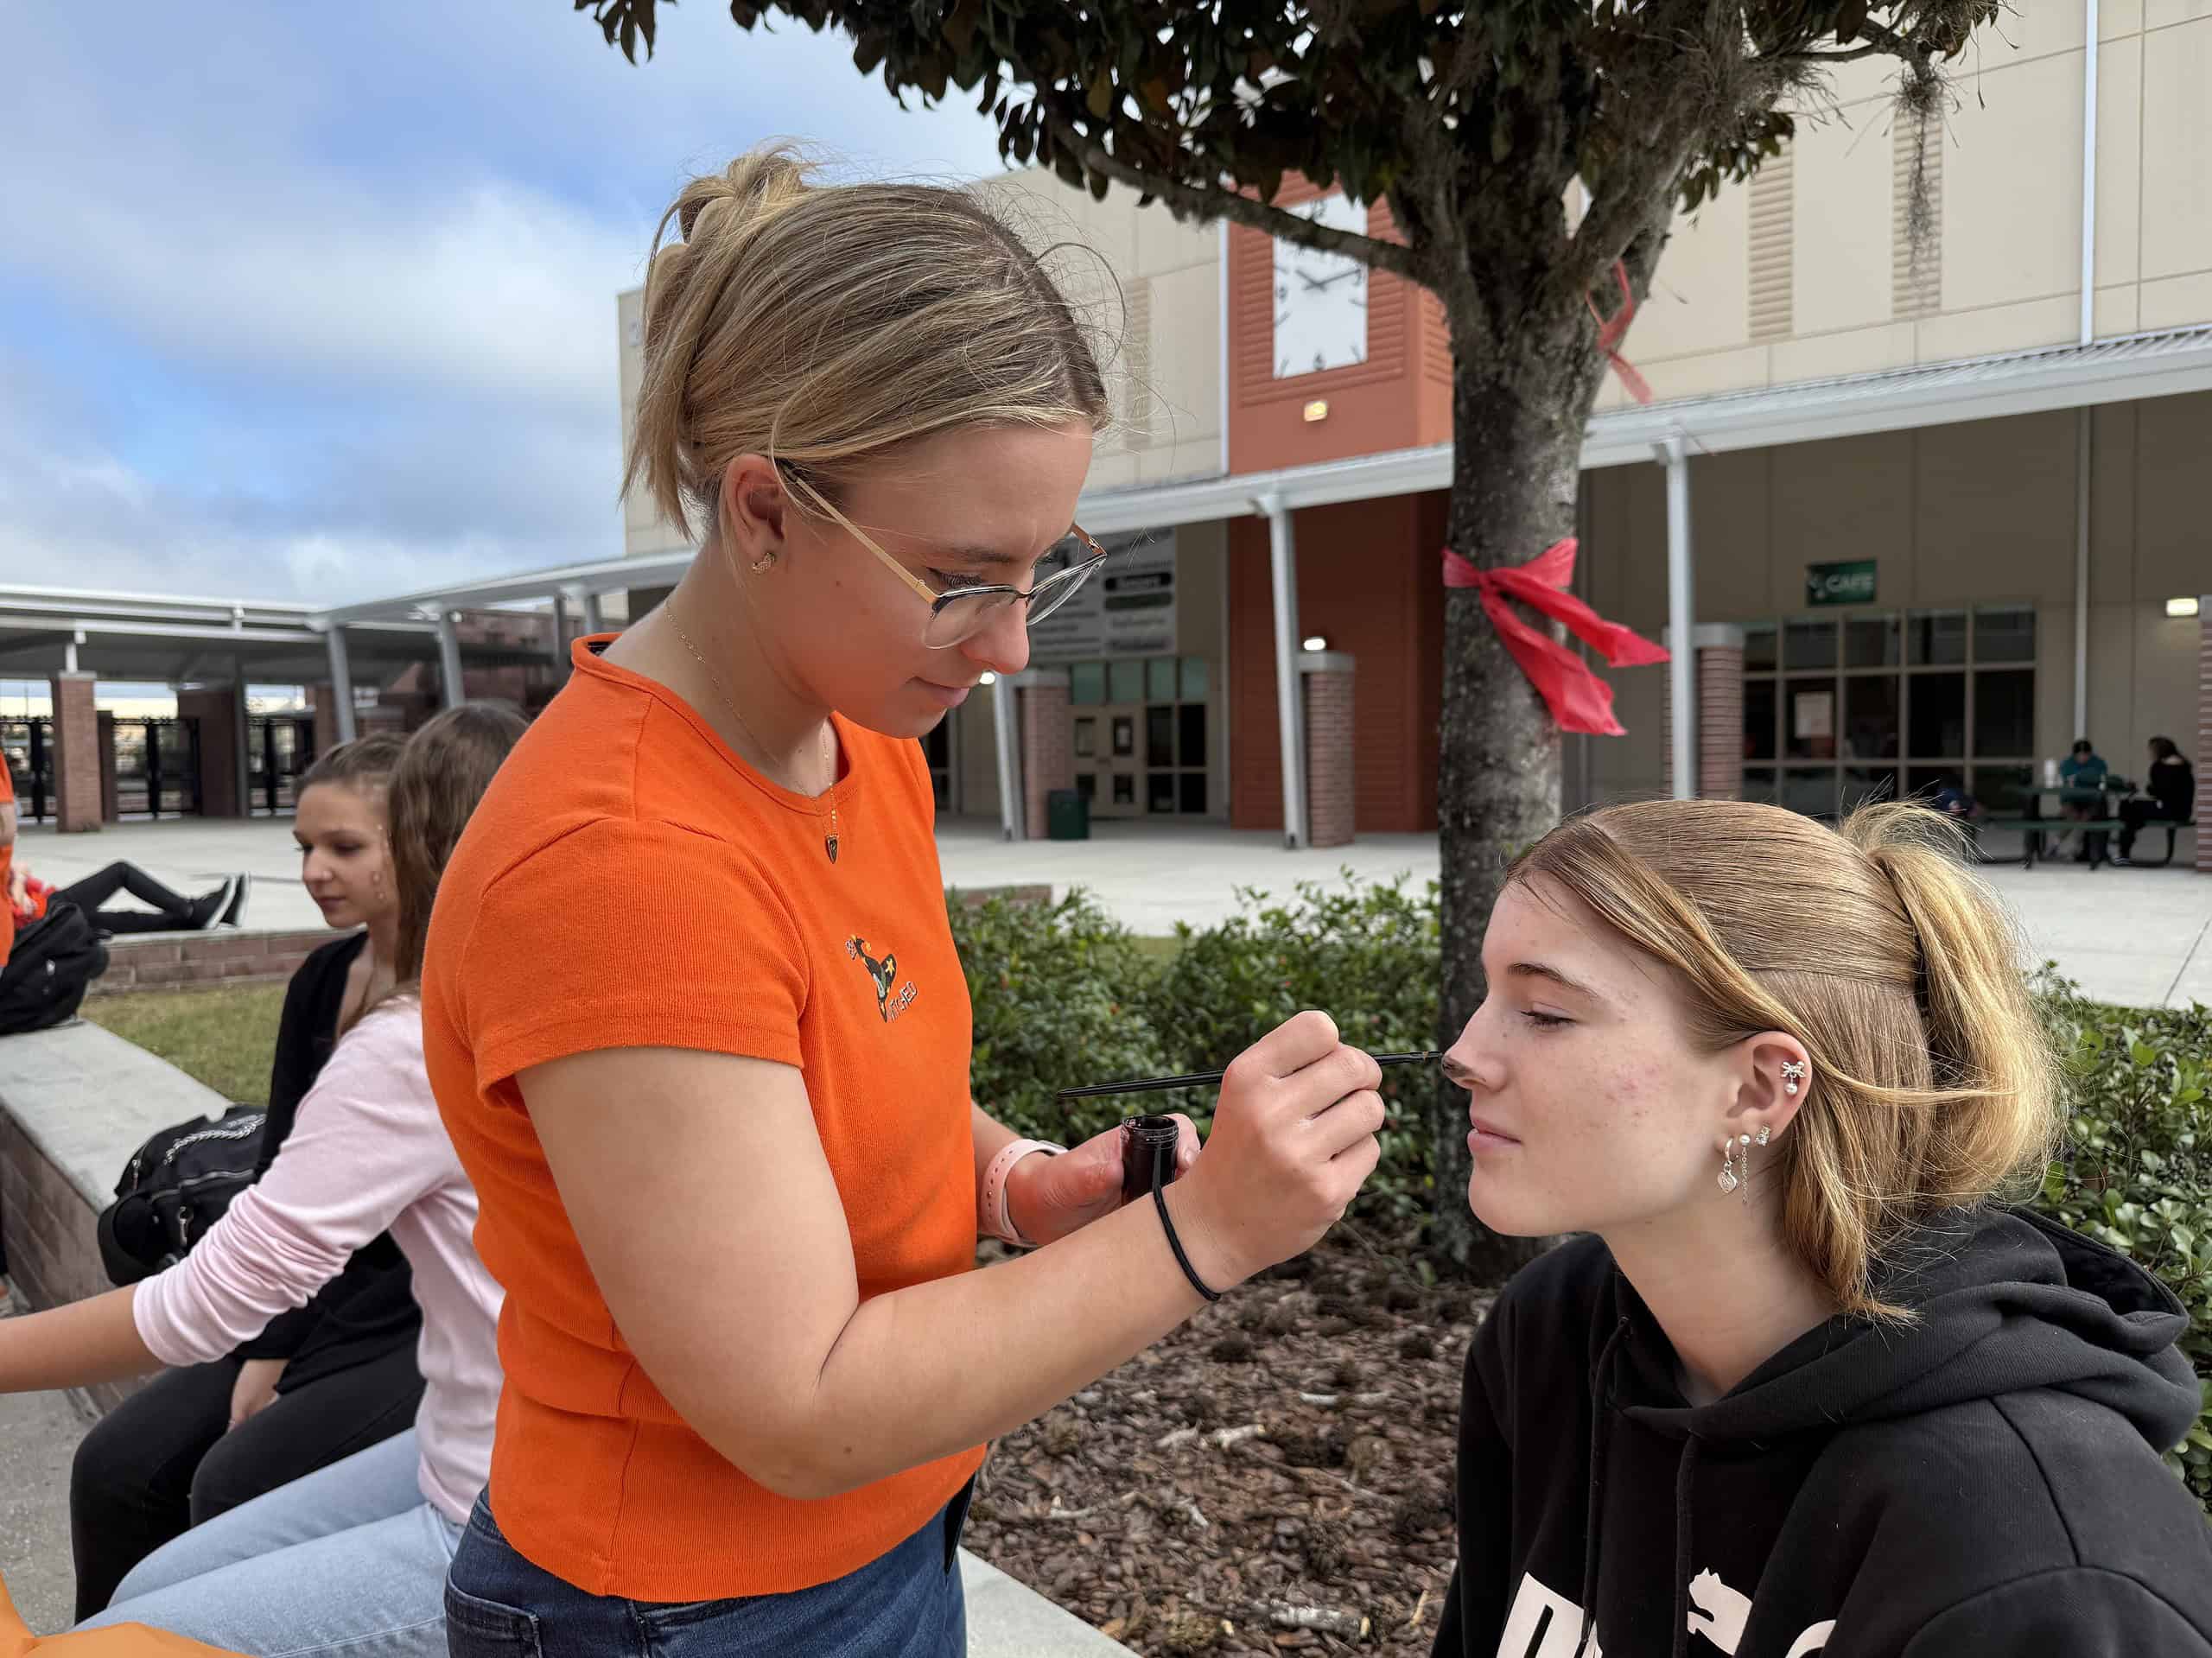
[845,936,917,1024]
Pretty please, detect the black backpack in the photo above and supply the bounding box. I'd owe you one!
[0,897,108,1036]
[97,1104,268,1286]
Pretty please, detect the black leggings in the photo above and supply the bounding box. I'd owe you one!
[68,1344,424,1619]
[53,863,204,935]
[2117,799,2180,858]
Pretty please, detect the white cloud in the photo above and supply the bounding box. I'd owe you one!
[0,0,1016,604]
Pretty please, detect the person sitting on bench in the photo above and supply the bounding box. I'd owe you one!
[14,862,249,937]
[2055,739,2109,861]
[2112,735,2196,867]
[1,779,245,944]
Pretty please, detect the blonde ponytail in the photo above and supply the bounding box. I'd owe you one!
[623,143,1111,544]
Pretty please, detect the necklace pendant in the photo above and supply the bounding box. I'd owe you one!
[825,835,840,865]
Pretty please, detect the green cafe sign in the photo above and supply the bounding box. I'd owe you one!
[1806,559,1878,607]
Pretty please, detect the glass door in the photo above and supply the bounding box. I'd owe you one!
[1070,657,1211,819]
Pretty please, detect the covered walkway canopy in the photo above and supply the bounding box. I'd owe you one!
[10,322,2212,838]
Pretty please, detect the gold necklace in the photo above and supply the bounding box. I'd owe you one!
[664,597,842,864]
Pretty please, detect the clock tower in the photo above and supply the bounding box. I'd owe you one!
[1229,181,1452,476]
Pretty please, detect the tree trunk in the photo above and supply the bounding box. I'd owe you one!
[1428,327,1604,1277]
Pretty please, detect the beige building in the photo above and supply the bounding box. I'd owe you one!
[613,0,2210,867]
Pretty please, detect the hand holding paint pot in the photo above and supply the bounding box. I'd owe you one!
[1004,1113,1198,1248]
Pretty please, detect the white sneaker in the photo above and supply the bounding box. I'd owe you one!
[195,876,238,931]
[221,873,251,927]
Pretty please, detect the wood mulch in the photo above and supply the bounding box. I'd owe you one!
[963,1226,1489,1655]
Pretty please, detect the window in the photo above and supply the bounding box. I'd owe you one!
[1743,606,2037,822]
[1065,656,1214,817]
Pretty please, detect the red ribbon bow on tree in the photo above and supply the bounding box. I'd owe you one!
[1588,260,1652,404]
[1441,538,1669,737]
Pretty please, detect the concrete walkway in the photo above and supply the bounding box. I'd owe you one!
[16,816,2209,1008]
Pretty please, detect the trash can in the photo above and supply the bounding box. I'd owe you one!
[1046,788,1090,842]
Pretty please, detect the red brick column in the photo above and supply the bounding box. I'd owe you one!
[2196,604,2209,875]
[1696,643,1745,802]
[1014,671,1071,839]
[98,711,119,824]
[1300,652,1356,848]
[49,672,100,833]
[309,683,339,762]
[1661,625,1745,801]
[176,684,244,818]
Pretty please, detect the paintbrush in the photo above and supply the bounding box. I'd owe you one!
[1055,1050,1443,1102]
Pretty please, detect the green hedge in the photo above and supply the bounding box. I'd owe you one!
[950,889,1191,1147]
[951,882,2212,1508]
[953,875,1441,1220]
[2033,971,2212,1508]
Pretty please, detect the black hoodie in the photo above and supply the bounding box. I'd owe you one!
[1433,1207,2212,1657]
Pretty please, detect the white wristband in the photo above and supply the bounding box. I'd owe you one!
[980,1138,1065,1248]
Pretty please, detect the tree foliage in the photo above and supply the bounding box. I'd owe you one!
[577,0,1993,345]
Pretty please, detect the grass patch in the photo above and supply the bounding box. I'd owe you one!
[84,984,287,1107]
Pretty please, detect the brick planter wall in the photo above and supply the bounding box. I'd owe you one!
[0,1115,141,1416]
[947,884,1052,910]
[91,928,335,995]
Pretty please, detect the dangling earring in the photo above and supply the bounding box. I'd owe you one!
[1717,1139,1739,1194]
[1781,1060,1807,1097]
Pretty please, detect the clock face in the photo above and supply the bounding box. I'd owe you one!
[1272,194,1368,379]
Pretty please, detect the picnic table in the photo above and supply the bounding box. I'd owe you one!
[1973,785,2114,869]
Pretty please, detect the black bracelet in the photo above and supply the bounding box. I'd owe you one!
[1152,1180,1222,1302]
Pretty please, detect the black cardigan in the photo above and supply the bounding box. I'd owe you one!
[234,931,423,1389]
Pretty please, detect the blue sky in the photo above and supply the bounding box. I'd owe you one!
[0,2,1009,608]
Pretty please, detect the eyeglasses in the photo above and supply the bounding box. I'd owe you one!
[777,463,1110,650]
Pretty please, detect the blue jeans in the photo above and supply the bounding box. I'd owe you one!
[73,1430,461,1657]
[443,1484,973,1658]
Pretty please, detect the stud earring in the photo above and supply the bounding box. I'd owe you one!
[1781,1060,1807,1097]
[1755,1125,1771,1147]
[750,549,778,574]
[1717,1139,1739,1195]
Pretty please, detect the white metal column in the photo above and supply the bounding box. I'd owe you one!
[325,626,357,744]
[991,675,1023,842]
[1260,491,1307,849]
[2074,412,2092,740]
[1658,439,1696,800]
[435,611,466,710]
[2081,0,2100,349]
[2074,0,2100,743]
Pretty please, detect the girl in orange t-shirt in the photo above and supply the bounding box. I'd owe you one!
[424,147,1388,1658]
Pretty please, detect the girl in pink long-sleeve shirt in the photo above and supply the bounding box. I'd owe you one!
[0,703,524,1658]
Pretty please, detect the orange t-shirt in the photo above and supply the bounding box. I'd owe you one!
[422,638,983,1602]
